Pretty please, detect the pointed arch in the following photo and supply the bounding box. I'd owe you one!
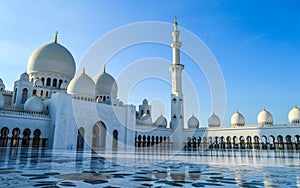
[92,121,106,149]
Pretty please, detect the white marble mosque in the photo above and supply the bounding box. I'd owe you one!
[1,20,300,152]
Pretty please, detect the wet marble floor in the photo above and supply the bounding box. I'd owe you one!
[0,148,300,187]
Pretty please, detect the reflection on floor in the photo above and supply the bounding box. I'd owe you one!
[0,147,300,187]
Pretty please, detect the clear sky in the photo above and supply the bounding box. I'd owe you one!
[0,0,299,126]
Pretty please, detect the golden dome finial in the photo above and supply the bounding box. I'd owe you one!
[263,107,266,111]
[54,31,58,43]
[82,67,86,75]
[103,64,106,73]
[174,16,178,30]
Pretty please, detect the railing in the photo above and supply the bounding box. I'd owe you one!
[0,108,50,119]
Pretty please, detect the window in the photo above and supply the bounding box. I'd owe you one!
[46,78,51,86]
[52,78,57,87]
[21,88,28,104]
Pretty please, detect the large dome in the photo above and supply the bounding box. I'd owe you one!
[288,105,300,124]
[257,108,273,125]
[24,96,44,113]
[208,113,221,127]
[27,41,76,78]
[93,71,118,97]
[67,70,95,99]
[188,115,199,128]
[231,110,245,126]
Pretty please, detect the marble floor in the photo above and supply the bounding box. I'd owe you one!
[0,147,300,187]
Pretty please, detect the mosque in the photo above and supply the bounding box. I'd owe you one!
[0,20,300,152]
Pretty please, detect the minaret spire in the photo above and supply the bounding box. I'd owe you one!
[174,16,178,30]
[103,64,106,73]
[169,17,184,150]
[54,31,58,43]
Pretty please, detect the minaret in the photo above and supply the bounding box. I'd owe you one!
[169,17,184,150]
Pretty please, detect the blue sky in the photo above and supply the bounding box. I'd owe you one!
[0,0,299,126]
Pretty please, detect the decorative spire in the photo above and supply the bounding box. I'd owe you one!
[54,31,58,43]
[263,107,266,111]
[295,105,298,109]
[82,67,86,75]
[103,64,106,73]
[173,16,178,30]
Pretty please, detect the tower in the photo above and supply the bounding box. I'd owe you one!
[169,17,184,149]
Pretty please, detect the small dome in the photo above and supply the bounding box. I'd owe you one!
[231,110,245,126]
[208,113,221,127]
[0,92,5,108]
[33,79,43,87]
[24,96,44,113]
[27,41,76,78]
[67,70,95,98]
[20,72,29,81]
[140,113,152,124]
[143,98,148,105]
[60,81,68,90]
[257,108,273,125]
[93,71,118,97]
[155,114,167,127]
[288,105,300,124]
[188,115,199,128]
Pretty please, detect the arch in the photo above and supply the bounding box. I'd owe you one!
[246,136,252,149]
[112,129,118,149]
[33,89,37,96]
[77,127,85,150]
[41,77,45,86]
[46,78,51,86]
[58,79,63,88]
[141,110,144,115]
[142,135,146,147]
[52,78,57,87]
[232,136,238,149]
[21,88,28,104]
[151,136,155,146]
[286,135,293,150]
[32,129,41,147]
[21,128,31,147]
[92,121,106,149]
[261,135,268,150]
[239,136,245,149]
[0,127,9,147]
[220,136,225,149]
[277,135,284,149]
[10,128,20,147]
[147,135,151,147]
[253,135,260,149]
[137,135,142,147]
[226,136,231,149]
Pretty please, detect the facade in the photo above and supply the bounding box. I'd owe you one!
[0,21,300,152]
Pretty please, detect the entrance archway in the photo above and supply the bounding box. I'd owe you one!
[92,121,106,149]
